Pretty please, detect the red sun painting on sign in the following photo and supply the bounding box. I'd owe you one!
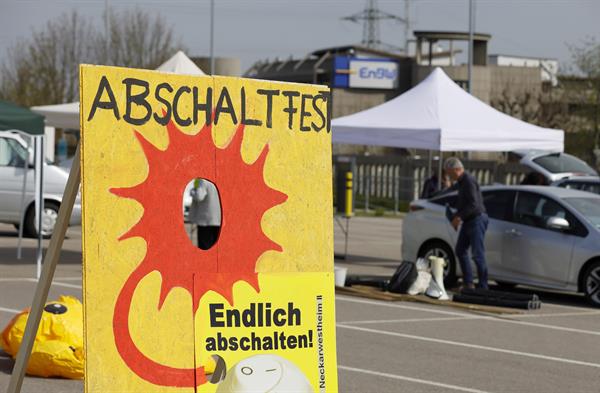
[110,119,288,388]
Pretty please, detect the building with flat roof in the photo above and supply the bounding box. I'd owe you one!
[245,30,557,155]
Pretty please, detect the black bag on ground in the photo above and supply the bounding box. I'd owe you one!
[387,262,417,294]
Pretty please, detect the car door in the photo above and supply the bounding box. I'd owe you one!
[0,137,30,222]
[481,190,516,277]
[429,194,458,237]
[502,191,576,287]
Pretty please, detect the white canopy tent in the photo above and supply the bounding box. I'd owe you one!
[155,50,206,75]
[332,67,564,152]
[31,51,205,129]
[31,102,80,129]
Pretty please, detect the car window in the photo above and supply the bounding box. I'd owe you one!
[562,181,585,190]
[565,198,600,230]
[559,181,577,189]
[0,138,27,167]
[561,181,600,195]
[515,192,567,229]
[514,191,588,236]
[483,190,515,221]
[580,183,600,195]
[533,153,597,175]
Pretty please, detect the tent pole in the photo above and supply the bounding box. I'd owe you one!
[17,140,30,259]
[428,150,432,177]
[209,0,215,74]
[34,136,44,279]
[438,152,443,189]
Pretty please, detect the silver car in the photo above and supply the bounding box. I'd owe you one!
[0,130,81,237]
[402,185,600,307]
[551,177,600,195]
[514,150,598,182]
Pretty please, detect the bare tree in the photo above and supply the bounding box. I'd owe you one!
[490,82,600,166]
[0,11,97,106]
[0,8,184,107]
[491,85,571,130]
[568,37,600,165]
[98,7,184,69]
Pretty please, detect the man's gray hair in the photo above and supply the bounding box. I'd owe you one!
[444,157,464,170]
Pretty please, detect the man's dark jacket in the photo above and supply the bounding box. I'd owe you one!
[447,172,486,221]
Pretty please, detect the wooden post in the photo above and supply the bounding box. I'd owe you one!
[7,145,81,393]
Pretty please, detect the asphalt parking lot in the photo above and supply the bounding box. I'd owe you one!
[1,218,600,392]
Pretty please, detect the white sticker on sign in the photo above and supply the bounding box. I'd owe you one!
[349,60,398,89]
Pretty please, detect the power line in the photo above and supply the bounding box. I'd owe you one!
[341,0,407,51]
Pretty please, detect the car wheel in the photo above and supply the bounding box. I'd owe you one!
[418,241,457,287]
[24,201,60,239]
[583,261,600,307]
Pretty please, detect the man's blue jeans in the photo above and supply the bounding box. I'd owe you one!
[456,214,489,289]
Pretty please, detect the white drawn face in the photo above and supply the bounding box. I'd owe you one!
[230,355,283,391]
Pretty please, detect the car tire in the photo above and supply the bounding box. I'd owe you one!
[418,240,457,287]
[583,261,600,307]
[24,201,60,239]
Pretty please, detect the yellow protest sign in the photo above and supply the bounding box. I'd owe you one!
[80,65,337,392]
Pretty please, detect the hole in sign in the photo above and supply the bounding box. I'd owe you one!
[183,178,222,250]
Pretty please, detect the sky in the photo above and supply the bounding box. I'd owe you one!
[1,0,600,74]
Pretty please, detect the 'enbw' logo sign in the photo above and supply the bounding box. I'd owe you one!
[358,67,397,80]
[349,59,399,89]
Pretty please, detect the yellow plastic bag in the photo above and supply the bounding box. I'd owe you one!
[1,295,84,379]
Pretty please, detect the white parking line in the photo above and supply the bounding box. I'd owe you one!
[513,310,600,318]
[338,292,596,314]
[342,311,600,324]
[336,295,472,317]
[340,314,600,336]
[338,295,600,335]
[542,302,593,312]
[52,281,82,289]
[0,277,82,289]
[338,324,600,369]
[339,316,478,325]
[339,365,491,393]
[492,316,600,336]
[0,306,20,314]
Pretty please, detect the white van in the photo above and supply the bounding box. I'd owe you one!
[0,130,81,237]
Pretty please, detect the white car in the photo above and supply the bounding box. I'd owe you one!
[0,130,81,237]
[515,150,598,182]
[402,185,600,306]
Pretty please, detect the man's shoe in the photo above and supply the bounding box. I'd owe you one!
[458,283,475,292]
